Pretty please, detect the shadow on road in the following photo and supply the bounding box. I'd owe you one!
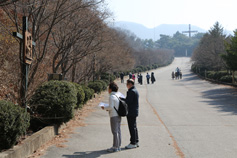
[62,148,126,158]
[201,88,237,115]
[181,72,202,82]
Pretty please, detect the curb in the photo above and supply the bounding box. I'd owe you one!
[0,125,66,158]
[0,95,98,158]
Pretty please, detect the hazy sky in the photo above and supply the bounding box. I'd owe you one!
[106,0,237,31]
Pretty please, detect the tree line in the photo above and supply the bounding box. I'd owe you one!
[0,0,174,104]
[192,22,237,84]
[141,32,204,57]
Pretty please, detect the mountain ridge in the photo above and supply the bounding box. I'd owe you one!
[114,21,232,40]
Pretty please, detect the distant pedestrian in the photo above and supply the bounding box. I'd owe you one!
[139,74,143,85]
[137,74,140,84]
[101,82,121,152]
[179,71,182,79]
[129,72,132,79]
[120,72,124,83]
[151,72,156,84]
[132,74,136,83]
[172,71,175,80]
[146,73,150,84]
[125,79,139,149]
[176,67,180,73]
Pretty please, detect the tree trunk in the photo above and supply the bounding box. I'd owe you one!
[71,63,76,82]
[233,71,235,84]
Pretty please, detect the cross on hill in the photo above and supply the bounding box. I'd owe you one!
[182,24,198,38]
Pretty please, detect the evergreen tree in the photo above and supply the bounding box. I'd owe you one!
[221,30,237,83]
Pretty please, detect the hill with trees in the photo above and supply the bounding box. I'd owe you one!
[115,21,207,40]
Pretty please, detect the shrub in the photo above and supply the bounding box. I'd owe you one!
[82,86,94,103]
[101,73,116,82]
[88,81,103,94]
[219,75,233,83]
[102,79,109,85]
[207,71,229,80]
[0,100,30,150]
[73,83,85,109]
[95,80,107,91]
[146,66,151,71]
[29,80,77,125]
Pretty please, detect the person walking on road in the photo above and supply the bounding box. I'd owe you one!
[137,73,140,84]
[125,79,139,149]
[129,72,132,79]
[172,71,175,80]
[132,73,136,83]
[120,72,124,83]
[101,82,121,152]
[151,72,156,84]
[146,73,150,84]
[139,73,143,85]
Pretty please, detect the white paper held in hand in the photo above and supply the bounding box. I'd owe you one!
[98,102,109,108]
[117,92,125,98]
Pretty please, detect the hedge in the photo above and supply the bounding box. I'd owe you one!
[95,80,107,91]
[29,80,77,126]
[73,83,85,109]
[82,86,94,104]
[88,81,103,94]
[0,100,30,150]
[100,73,116,82]
[219,75,234,83]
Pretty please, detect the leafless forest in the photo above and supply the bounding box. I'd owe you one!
[0,0,173,103]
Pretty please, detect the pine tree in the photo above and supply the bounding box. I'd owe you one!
[222,30,237,83]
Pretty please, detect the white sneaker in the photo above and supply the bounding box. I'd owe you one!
[125,144,137,149]
[107,147,120,152]
[136,143,139,147]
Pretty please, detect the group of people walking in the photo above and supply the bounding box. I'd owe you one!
[121,72,156,85]
[146,72,156,84]
[101,79,139,152]
[172,67,182,80]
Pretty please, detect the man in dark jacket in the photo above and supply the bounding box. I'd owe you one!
[125,79,139,149]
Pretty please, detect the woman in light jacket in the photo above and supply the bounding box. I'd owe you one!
[101,82,121,152]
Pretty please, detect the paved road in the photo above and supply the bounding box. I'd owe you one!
[41,57,237,158]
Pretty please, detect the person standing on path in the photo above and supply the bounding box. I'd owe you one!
[151,72,156,84]
[101,82,121,152]
[146,73,150,84]
[120,72,124,83]
[125,79,139,149]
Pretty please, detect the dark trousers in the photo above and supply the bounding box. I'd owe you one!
[127,116,139,145]
[147,78,150,84]
[121,78,124,83]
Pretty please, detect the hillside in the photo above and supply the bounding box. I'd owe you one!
[114,21,232,40]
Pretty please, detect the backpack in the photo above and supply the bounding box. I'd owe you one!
[113,95,128,117]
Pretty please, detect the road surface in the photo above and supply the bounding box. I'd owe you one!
[41,57,237,158]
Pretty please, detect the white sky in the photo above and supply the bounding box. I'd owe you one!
[106,0,237,31]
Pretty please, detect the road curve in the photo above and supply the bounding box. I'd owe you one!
[147,57,237,158]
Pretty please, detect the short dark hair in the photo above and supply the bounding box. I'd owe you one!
[127,79,134,85]
[109,82,118,92]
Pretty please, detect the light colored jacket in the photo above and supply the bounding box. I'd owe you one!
[105,92,120,117]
